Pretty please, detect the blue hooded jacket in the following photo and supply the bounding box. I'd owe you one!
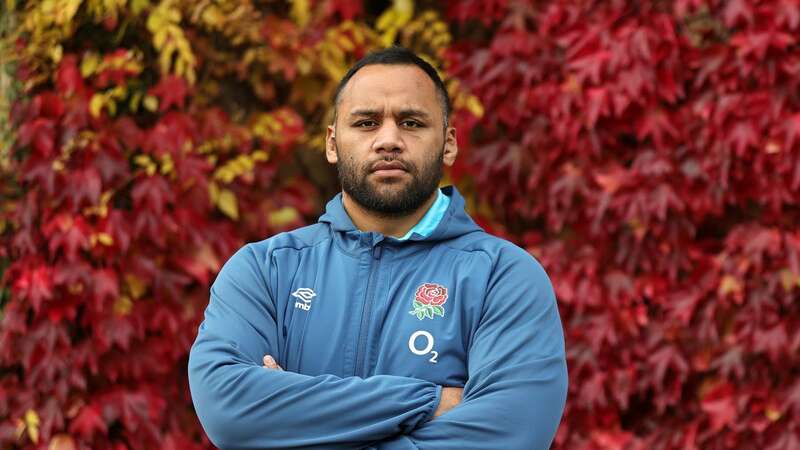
[188,186,568,449]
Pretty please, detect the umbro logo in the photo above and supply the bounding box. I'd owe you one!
[291,288,316,311]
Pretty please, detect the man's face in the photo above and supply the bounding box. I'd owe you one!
[325,64,458,217]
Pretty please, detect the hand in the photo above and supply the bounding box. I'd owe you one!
[262,354,283,370]
[432,387,463,419]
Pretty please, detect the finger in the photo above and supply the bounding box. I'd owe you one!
[262,355,283,370]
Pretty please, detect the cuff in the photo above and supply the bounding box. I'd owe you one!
[424,384,443,423]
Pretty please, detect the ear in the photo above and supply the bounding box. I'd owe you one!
[325,125,338,164]
[442,126,458,167]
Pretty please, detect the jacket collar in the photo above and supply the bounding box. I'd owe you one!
[318,185,482,242]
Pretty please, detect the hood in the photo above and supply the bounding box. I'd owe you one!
[318,185,483,243]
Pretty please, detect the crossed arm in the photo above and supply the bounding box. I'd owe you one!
[188,244,567,449]
[261,355,465,420]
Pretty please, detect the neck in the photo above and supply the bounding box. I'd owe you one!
[341,190,438,238]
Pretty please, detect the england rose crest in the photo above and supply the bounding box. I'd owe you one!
[409,283,448,320]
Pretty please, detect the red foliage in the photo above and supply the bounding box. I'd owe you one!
[446,0,800,448]
[1,49,316,448]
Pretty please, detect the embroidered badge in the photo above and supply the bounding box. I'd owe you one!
[409,283,448,320]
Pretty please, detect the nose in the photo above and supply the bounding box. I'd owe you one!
[371,121,404,154]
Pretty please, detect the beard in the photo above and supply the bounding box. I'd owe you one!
[335,141,444,217]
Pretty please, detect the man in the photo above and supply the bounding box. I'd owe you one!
[188,47,568,449]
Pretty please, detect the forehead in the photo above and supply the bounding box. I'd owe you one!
[338,64,441,115]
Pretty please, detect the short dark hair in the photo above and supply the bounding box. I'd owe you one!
[333,46,451,127]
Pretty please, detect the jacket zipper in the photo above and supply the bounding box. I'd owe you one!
[354,244,383,377]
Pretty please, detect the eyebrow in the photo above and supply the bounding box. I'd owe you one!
[349,109,381,118]
[348,108,433,121]
[398,109,432,121]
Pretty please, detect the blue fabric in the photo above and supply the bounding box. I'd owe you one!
[188,185,568,450]
[397,188,450,240]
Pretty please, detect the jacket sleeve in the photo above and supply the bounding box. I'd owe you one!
[188,244,441,450]
[375,245,568,450]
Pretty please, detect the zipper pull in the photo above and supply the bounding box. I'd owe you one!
[372,245,382,259]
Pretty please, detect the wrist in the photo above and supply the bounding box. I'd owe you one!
[427,384,443,421]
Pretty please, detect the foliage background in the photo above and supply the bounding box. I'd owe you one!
[1,0,799,449]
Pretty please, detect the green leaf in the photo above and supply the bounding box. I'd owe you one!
[413,300,423,309]
[425,308,434,319]
[416,311,425,320]
[433,305,444,316]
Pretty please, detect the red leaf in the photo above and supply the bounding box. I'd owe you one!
[730,31,794,60]
[568,49,611,85]
[142,113,197,156]
[95,316,135,351]
[56,54,83,96]
[131,175,174,216]
[585,87,608,129]
[21,155,58,196]
[326,0,363,20]
[172,154,212,189]
[783,113,800,150]
[63,166,102,209]
[701,383,737,433]
[171,243,220,286]
[117,390,162,440]
[11,264,54,313]
[784,379,800,416]
[91,268,119,312]
[637,107,679,149]
[581,372,608,409]
[752,323,788,363]
[590,429,633,450]
[36,92,65,119]
[105,210,133,253]
[777,0,800,30]
[43,214,92,262]
[711,346,745,380]
[765,431,800,450]
[69,405,107,440]
[113,117,144,150]
[722,0,754,27]
[728,121,758,156]
[198,107,230,139]
[149,75,190,112]
[18,118,56,157]
[648,345,689,390]
[53,260,93,289]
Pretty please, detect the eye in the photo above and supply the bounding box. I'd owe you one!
[354,120,378,128]
[401,120,423,128]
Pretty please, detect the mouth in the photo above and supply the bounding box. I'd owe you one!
[370,161,408,178]
[372,168,408,176]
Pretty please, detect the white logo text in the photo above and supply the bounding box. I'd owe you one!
[408,330,438,363]
[291,288,316,311]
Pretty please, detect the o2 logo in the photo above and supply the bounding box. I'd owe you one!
[408,330,438,363]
